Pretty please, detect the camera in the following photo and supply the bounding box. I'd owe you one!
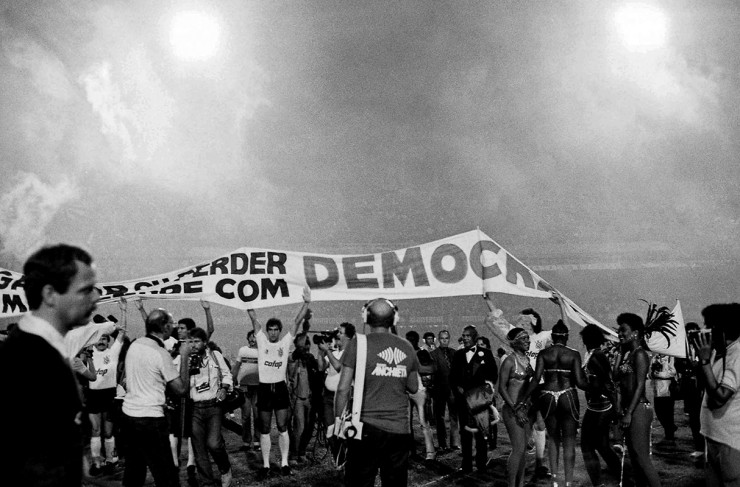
[189,354,202,375]
[312,329,339,346]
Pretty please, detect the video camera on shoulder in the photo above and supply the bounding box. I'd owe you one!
[313,329,340,346]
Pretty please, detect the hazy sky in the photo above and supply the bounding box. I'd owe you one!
[1,0,738,283]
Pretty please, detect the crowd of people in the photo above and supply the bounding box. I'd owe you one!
[0,243,739,487]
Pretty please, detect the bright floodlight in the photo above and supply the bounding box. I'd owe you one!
[614,3,667,52]
[170,10,220,61]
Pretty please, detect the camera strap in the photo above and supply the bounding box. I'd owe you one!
[350,333,367,438]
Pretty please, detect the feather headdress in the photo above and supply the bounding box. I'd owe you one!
[641,300,678,346]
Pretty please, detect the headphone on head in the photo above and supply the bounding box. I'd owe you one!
[361,298,400,327]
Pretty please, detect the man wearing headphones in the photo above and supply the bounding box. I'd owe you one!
[334,298,420,487]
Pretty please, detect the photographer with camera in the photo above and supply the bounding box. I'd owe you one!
[173,327,233,487]
[691,303,740,487]
[317,323,355,452]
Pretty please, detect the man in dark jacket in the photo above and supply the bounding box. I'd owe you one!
[430,329,460,451]
[450,325,498,473]
[0,244,101,486]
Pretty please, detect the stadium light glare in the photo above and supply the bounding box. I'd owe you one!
[614,3,668,53]
[169,10,220,61]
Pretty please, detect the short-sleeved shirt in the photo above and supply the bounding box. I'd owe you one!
[324,349,343,392]
[341,333,419,435]
[122,336,179,418]
[701,340,740,451]
[90,340,123,390]
[237,346,259,387]
[256,330,292,384]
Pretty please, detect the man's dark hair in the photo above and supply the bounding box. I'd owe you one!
[702,304,740,342]
[178,318,196,330]
[23,244,93,310]
[266,318,283,332]
[616,312,645,335]
[580,324,606,349]
[405,330,420,346]
[340,322,356,338]
[247,330,255,340]
[189,327,208,342]
[520,308,542,333]
[145,309,172,335]
[423,332,435,340]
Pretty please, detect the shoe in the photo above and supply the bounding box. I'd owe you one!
[239,444,251,452]
[256,467,270,481]
[425,452,436,461]
[451,445,461,451]
[187,465,198,487]
[89,464,103,476]
[535,465,550,478]
[281,465,293,476]
[221,469,232,487]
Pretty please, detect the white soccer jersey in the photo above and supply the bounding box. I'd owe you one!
[256,330,293,384]
[526,330,553,370]
[90,340,123,390]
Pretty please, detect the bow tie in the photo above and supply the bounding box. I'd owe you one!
[467,345,477,353]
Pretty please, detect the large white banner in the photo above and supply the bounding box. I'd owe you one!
[0,230,604,331]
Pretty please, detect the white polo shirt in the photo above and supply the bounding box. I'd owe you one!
[323,349,343,392]
[122,336,179,417]
[256,330,292,384]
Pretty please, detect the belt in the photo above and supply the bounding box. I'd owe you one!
[193,398,220,408]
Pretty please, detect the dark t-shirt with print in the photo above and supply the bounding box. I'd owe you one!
[342,332,419,434]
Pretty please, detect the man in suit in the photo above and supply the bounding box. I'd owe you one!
[0,244,101,486]
[450,325,498,473]
[430,329,460,452]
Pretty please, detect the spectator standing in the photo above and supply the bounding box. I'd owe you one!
[450,325,498,473]
[430,329,460,452]
[691,303,740,487]
[677,322,704,459]
[423,331,437,351]
[651,354,677,444]
[232,330,260,451]
[317,322,355,453]
[122,308,192,487]
[287,332,321,463]
[0,244,100,486]
[334,298,419,487]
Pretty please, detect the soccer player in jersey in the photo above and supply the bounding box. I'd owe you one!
[246,287,311,479]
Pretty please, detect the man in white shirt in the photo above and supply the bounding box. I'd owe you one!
[247,287,311,479]
[122,308,192,487]
[0,244,100,486]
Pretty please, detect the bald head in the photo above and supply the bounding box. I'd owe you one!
[146,308,174,335]
[364,298,397,328]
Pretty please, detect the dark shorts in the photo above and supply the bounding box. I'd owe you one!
[257,381,290,412]
[86,388,117,414]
